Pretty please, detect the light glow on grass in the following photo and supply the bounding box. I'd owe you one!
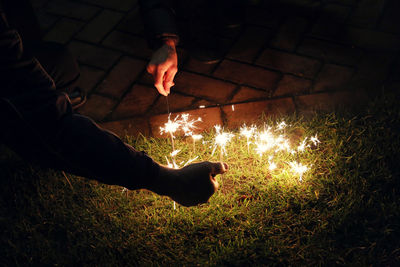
[159,114,321,184]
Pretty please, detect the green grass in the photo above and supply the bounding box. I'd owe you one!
[1,93,400,266]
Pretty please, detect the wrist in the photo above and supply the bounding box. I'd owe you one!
[163,38,177,48]
[148,164,179,196]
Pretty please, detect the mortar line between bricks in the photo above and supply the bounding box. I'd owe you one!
[84,54,125,100]
[97,10,130,45]
[102,93,311,124]
[209,25,247,75]
[44,10,95,23]
[102,66,154,121]
[70,37,150,63]
[182,68,282,94]
[73,0,138,14]
[71,7,121,45]
[251,14,285,65]
[64,16,96,47]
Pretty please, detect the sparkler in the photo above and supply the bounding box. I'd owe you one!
[212,125,234,162]
[240,124,256,153]
[159,113,321,188]
[289,161,309,182]
[191,134,202,154]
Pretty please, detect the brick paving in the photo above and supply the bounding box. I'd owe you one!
[32,0,400,137]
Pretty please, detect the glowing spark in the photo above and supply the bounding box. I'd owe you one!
[192,134,202,141]
[183,156,199,166]
[255,129,275,156]
[160,115,180,136]
[289,161,309,181]
[310,134,320,146]
[240,124,256,153]
[269,161,277,171]
[170,149,181,157]
[212,125,234,160]
[297,137,308,152]
[231,105,235,111]
[277,121,287,130]
[199,105,205,108]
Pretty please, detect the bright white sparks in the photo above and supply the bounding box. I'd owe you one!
[289,161,309,181]
[212,125,234,158]
[160,115,320,182]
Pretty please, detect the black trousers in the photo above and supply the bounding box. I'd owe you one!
[0,16,160,190]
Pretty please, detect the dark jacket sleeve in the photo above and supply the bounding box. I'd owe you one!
[0,6,55,98]
[138,0,179,48]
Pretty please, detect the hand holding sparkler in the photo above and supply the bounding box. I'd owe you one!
[153,161,228,207]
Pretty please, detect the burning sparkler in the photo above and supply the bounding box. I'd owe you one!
[240,124,256,153]
[212,125,234,162]
[289,161,309,182]
[159,113,320,190]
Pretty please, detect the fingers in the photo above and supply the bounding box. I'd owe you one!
[163,68,178,94]
[154,67,168,96]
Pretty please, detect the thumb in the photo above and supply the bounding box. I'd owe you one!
[209,162,228,176]
[147,64,156,75]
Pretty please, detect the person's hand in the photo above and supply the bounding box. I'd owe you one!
[147,39,178,96]
[155,161,228,207]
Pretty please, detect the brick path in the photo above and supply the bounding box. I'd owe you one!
[32,0,400,137]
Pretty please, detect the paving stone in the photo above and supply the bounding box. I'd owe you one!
[43,18,84,44]
[297,38,362,66]
[76,65,105,93]
[139,72,154,86]
[150,107,223,138]
[35,10,59,32]
[274,75,312,96]
[68,41,121,69]
[117,7,145,35]
[76,10,124,43]
[245,6,281,28]
[227,26,271,63]
[80,0,138,12]
[348,0,385,28]
[31,0,49,8]
[256,48,322,78]
[230,86,271,103]
[151,92,196,114]
[96,56,147,98]
[78,94,116,121]
[321,3,351,23]
[102,31,153,59]
[270,16,309,52]
[341,27,400,51]
[349,52,394,92]
[314,64,354,92]
[310,4,351,40]
[183,57,218,75]
[222,98,296,128]
[173,71,236,104]
[214,60,281,89]
[295,91,368,115]
[112,84,158,119]
[45,0,100,20]
[193,99,218,109]
[379,0,400,34]
[100,117,150,137]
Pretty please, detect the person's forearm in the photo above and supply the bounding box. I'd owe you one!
[138,0,179,48]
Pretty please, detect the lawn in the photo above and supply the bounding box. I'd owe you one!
[1,93,399,266]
